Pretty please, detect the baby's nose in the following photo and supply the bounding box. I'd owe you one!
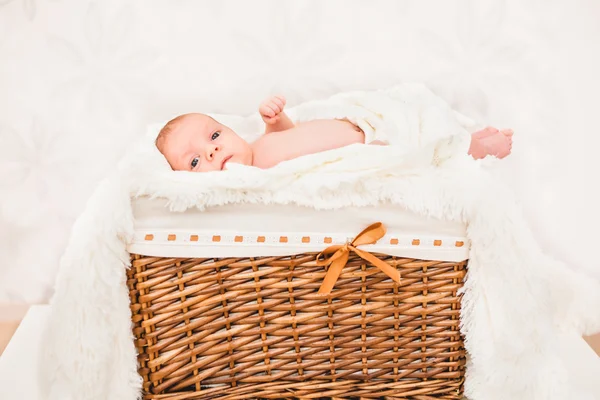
[206,144,220,160]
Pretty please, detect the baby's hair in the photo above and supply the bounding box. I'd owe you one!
[155,114,187,154]
[155,113,217,154]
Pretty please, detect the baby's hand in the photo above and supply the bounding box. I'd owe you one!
[259,95,286,125]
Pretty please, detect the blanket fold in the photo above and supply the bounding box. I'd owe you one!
[40,83,600,400]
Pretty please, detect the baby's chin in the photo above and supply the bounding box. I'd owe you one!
[224,153,253,170]
[224,159,251,171]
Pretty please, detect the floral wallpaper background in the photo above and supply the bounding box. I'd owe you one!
[0,0,599,303]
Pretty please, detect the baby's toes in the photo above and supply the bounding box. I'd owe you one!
[501,129,514,136]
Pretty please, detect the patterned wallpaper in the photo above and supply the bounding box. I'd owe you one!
[0,0,599,303]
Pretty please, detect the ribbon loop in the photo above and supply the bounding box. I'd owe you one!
[317,222,401,295]
[351,222,386,247]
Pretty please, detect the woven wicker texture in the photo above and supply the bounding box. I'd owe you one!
[127,252,467,399]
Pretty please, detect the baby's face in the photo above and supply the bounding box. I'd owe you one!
[160,114,253,172]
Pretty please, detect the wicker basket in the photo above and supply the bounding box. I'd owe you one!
[127,223,467,399]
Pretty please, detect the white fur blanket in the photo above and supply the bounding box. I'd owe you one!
[40,84,600,400]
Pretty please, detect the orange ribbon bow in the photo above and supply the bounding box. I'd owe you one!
[316,222,401,295]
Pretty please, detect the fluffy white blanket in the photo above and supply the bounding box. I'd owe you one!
[40,84,600,400]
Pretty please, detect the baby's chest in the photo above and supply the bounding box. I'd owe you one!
[255,119,365,165]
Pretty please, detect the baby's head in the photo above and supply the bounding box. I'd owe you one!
[155,113,253,172]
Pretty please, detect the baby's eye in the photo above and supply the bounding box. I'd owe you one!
[191,157,199,169]
[211,131,220,140]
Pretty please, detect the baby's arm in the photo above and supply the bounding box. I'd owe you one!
[259,95,295,134]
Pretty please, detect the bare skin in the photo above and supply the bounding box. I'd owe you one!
[157,95,514,172]
[468,126,513,160]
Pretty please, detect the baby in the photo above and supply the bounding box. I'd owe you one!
[155,95,513,172]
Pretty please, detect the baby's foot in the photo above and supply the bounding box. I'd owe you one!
[488,129,513,159]
[469,127,513,160]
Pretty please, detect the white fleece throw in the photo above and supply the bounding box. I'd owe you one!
[40,83,600,400]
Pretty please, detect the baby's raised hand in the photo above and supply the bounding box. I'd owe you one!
[259,95,286,125]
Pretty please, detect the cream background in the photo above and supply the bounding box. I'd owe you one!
[0,0,599,304]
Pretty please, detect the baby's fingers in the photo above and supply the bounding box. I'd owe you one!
[260,104,276,118]
[265,115,279,125]
[267,102,281,116]
[273,95,286,110]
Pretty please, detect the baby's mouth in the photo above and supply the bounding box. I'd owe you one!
[221,155,233,170]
